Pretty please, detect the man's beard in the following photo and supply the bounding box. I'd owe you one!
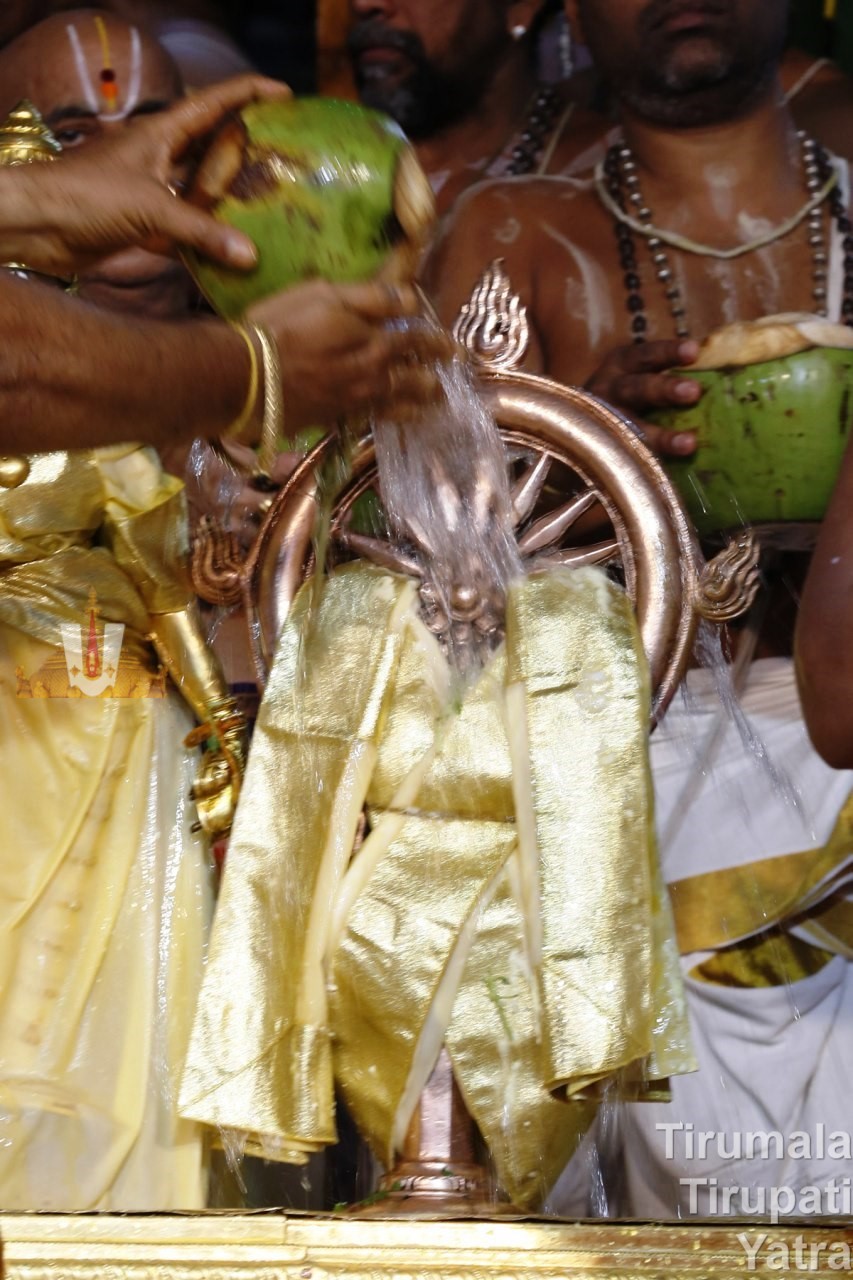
[621,45,778,127]
[592,0,785,128]
[347,23,484,139]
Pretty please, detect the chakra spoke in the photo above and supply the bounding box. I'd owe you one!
[511,452,552,526]
[517,488,598,555]
[532,539,620,570]
[336,529,424,578]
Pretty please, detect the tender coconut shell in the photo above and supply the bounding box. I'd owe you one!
[187,114,246,211]
[688,312,853,370]
[378,145,436,285]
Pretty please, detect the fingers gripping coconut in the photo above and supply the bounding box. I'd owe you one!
[185,97,435,315]
[182,97,440,438]
[651,314,853,539]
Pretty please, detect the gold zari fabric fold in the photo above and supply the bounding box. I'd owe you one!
[0,447,191,663]
[180,563,694,1206]
[670,791,853,954]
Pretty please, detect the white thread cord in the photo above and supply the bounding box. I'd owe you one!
[594,161,839,260]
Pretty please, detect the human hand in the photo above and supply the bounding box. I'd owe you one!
[8,75,290,278]
[585,339,703,457]
[248,280,455,429]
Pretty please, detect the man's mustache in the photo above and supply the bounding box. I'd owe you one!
[347,22,427,66]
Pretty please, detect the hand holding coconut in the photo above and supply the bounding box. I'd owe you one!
[584,337,703,457]
[0,74,292,279]
[182,96,448,439]
[246,280,450,432]
[651,315,853,538]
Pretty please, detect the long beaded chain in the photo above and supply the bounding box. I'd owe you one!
[602,134,853,342]
[815,142,853,325]
[502,86,563,176]
[448,87,566,209]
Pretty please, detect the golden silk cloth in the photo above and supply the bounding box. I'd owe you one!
[0,445,191,654]
[0,446,211,1209]
[181,562,694,1207]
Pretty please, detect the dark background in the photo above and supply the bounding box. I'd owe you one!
[220,0,317,91]
[221,1,853,99]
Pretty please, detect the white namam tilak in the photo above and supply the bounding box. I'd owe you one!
[66,14,142,123]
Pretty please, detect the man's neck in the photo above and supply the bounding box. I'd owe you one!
[415,43,537,185]
[619,79,804,212]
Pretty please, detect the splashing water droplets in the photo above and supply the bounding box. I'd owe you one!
[373,356,523,674]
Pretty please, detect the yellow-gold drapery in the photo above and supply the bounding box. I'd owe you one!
[0,446,212,1209]
[181,562,694,1207]
[666,789,853,988]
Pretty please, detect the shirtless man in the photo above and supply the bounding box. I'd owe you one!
[797,434,853,770]
[429,0,846,415]
[429,0,853,1222]
[348,0,606,215]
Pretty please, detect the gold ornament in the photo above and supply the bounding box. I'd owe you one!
[0,99,62,166]
[0,455,30,489]
[0,103,68,488]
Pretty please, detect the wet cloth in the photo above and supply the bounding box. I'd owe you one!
[549,658,853,1218]
[180,562,695,1208]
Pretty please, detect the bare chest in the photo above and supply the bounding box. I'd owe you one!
[636,235,825,340]
[533,196,848,384]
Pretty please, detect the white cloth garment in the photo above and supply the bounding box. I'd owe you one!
[622,658,853,1218]
[549,659,853,1219]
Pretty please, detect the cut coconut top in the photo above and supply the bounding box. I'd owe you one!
[688,313,853,370]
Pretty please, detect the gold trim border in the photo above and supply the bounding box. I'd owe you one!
[2,1214,853,1279]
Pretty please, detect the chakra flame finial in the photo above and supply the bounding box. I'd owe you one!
[453,258,530,372]
[694,529,762,622]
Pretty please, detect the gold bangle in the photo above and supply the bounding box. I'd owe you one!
[248,321,284,478]
[225,322,260,442]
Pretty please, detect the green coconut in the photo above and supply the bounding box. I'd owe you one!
[653,340,853,539]
[185,97,434,319]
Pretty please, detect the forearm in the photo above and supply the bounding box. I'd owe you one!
[796,438,853,768]
[0,275,249,452]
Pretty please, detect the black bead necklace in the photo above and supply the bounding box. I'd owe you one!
[602,136,853,343]
[815,143,853,324]
[503,86,562,176]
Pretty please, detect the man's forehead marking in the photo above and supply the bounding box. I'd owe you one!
[94,14,119,112]
[64,19,142,123]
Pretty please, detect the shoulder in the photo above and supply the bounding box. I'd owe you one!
[426,174,598,292]
[448,172,595,232]
[425,173,608,376]
[784,50,853,164]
